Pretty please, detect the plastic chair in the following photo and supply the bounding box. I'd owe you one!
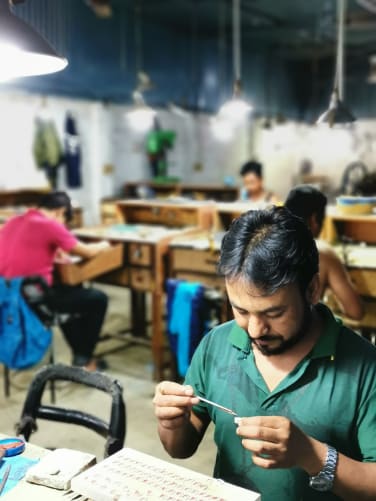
[2,275,57,400]
[15,363,126,457]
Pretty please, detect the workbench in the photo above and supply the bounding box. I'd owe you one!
[123,182,240,202]
[74,200,215,380]
[320,205,376,245]
[332,243,376,338]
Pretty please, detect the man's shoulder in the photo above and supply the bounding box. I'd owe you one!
[337,324,376,364]
[200,320,238,349]
[316,239,338,260]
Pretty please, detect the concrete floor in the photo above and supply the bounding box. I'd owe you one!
[0,284,216,475]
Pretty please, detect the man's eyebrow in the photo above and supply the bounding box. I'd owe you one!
[230,303,286,314]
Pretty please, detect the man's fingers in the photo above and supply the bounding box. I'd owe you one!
[156,381,195,397]
[238,416,288,429]
[241,439,286,456]
[251,453,278,469]
[237,424,280,443]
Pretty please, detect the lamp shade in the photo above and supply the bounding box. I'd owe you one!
[317,90,356,127]
[0,2,67,82]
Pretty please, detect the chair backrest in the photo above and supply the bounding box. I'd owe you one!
[15,364,126,457]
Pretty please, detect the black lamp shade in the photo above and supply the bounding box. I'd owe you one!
[317,91,356,127]
[0,3,67,80]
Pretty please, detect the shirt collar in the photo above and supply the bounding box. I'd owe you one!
[228,303,341,359]
[310,303,341,359]
[228,322,251,354]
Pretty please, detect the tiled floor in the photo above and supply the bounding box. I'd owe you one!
[0,284,217,476]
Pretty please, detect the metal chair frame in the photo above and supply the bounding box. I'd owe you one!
[16,363,126,458]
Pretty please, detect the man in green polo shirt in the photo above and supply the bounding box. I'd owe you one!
[153,207,376,500]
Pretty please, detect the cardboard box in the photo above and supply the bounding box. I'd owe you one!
[55,244,124,286]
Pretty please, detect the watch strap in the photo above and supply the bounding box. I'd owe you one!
[309,444,338,492]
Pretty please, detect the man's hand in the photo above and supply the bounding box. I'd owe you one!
[153,381,199,431]
[236,416,326,473]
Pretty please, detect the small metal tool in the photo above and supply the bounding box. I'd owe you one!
[196,396,237,416]
[0,465,11,496]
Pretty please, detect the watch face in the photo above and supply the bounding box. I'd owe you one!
[310,476,331,492]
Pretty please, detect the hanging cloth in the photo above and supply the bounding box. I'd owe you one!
[64,112,82,188]
[166,279,205,378]
[32,117,63,189]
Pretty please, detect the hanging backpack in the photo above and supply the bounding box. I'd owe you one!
[0,278,52,369]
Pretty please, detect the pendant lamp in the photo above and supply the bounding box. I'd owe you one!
[317,0,355,127]
[367,54,376,83]
[126,88,157,133]
[0,0,67,82]
[218,0,252,121]
[126,2,156,132]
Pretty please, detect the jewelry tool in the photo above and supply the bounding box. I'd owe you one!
[195,396,237,416]
[0,465,11,495]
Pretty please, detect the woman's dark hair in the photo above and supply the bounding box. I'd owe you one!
[218,206,319,295]
[239,160,263,179]
[38,191,73,223]
[285,185,327,229]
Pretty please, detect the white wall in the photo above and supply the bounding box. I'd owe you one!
[3,90,373,225]
[253,120,376,201]
[0,90,252,225]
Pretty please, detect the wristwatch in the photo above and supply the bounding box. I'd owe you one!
[309,445,338,492]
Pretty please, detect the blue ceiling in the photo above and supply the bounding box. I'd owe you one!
[3,0,376,120]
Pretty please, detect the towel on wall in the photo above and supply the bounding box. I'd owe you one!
[64,112,82,188]
[167,279,205,378]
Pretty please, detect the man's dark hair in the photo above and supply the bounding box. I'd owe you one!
[239,160,263,179]
[38,191,73,223]
[218,206,319,295]
[285,185,327,228]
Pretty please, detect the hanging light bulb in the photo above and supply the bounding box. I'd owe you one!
[210,115,235,142]
[126,90,156,132]
[218,79,252,121]
[0,0,67,82]
[316,0,355,127]
[367,54,376,83]
[217,0,252,123]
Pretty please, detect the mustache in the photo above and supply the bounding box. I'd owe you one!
[250,334,283,343]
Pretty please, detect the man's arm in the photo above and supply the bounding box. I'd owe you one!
[237,416,376,501]
[69,240,110,259]
[153,381,210,458]
[325,249,364,320]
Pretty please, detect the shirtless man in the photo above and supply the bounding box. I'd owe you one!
[239,161,278,204]
[285,185,363,320]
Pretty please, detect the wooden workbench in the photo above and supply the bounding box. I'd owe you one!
[75,200,216,381]
[123,182,240,202]
[321,205,376,245]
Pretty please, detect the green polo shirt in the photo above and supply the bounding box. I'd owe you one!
[185,304,376,501]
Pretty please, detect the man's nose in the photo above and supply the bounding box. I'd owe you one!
[248,315,268,338]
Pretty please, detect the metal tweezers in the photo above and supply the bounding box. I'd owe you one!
[196,395,238,416]
[0,465,11,496]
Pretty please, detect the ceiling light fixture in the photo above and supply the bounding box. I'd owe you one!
[367,54,376,83]
[316,0,355,127]
[126,2,156,132]
[126,88,157,133]
[0,0,68,82]
[217,0,252,122]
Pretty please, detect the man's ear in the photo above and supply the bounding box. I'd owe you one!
[308,214,319,236]
[306,274,321,305]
